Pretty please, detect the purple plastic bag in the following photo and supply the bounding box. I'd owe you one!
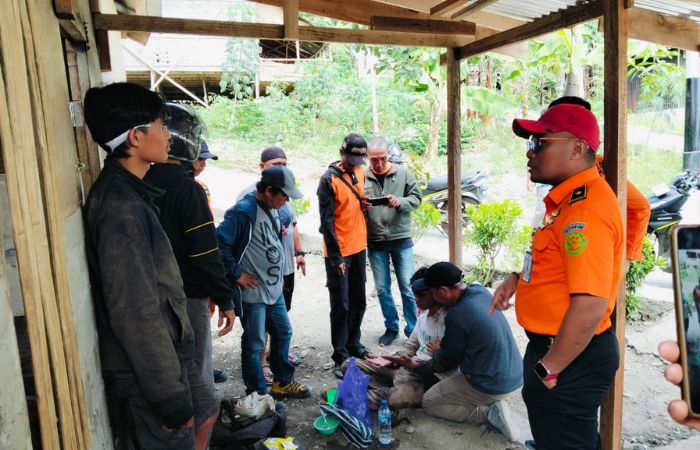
[336,357,373,428]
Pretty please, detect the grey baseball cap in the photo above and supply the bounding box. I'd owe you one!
[260,165,303,199]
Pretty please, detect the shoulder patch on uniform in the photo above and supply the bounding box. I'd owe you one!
[565,231,587,255]
[563,222,586,234]
[569,185,587,204]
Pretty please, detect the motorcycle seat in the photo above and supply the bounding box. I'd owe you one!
[425,171,481,192]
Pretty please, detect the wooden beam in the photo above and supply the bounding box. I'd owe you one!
[600,1,628,450]
[446,48,463,267]
[284,0,299,40]
[94,13,476,47]
[430,0,466,16]
[370,16,476,35]
[451,0,499,20]
[59,17,87,42]
[628,7,700,52]
[454,0,604,60]
[252,0,430,26]
[53,0,76,20]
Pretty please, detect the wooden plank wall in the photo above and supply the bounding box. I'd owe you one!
[0,0,90,448]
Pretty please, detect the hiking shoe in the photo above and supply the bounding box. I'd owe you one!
[271,380,313,399]
[378,329,399,346]
[525,440,536,450]
[486,400,519,442]
[213,369,228,383]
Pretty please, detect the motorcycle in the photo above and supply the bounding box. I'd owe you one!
[387,144,488,234]
[647,169,700,258]
[422,171,488,235]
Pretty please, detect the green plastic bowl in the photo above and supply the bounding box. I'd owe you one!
[313,415,339,435]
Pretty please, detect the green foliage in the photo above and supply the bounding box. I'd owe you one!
[292,194,311,219]
[464,200,523,286]
[463,86,518,118]
[626,236,667,315]
[504,225,533,274]
[411,201,442,241]
[220,2,259,101]
[627,42,685,112]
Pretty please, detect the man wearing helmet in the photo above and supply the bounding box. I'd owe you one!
[144,103,236,403]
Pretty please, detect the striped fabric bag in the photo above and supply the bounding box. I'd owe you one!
[319,403,373,448]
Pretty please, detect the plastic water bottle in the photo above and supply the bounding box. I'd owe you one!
[377,400,393,445]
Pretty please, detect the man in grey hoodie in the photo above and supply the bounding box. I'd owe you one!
[364,136,421,346]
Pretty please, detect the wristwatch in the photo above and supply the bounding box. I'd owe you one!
[534,359,558,381]
[294,251,306,257]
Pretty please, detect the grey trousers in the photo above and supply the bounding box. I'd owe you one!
[422,373,508,424]
[187,297,214,394]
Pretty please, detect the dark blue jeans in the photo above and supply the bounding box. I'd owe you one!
[368,246,417,336]
[241,295,294,394]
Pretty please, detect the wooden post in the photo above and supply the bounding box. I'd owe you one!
[446,48,463,266]
[600,1,628,450]
[284,0,299,40]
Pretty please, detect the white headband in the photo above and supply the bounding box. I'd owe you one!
[104,124,151,152]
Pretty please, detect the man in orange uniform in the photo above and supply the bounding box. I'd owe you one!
[318,133,372,377]
[490,102,624,450]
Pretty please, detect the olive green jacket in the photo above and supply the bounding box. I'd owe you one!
[364,164,421,242]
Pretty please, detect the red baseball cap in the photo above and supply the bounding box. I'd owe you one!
[512,104,600,151]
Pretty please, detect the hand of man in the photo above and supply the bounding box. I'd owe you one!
[296,255,306,276]
[360,197,372,211]
[427,339,440,353]
[336,262,346,276]
[236,272,259,289]
[386,194,401,209]
[488,273,518,315]
[217,309,235,337]
[658,340,700,431]
[385,354,420,369]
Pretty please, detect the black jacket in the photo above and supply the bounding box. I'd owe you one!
[84,157,195,428]
[145,163,234,311]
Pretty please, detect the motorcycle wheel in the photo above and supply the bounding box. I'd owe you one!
[438,197,480,235]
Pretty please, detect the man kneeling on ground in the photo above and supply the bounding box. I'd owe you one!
[343,267,457,410]
[413,262,523,442]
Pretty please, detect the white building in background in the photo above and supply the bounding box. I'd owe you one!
[122,0,324,102]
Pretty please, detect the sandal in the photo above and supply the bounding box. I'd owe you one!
[262,365,274,385]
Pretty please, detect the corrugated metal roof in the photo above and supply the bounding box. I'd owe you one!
[448,0,700,24]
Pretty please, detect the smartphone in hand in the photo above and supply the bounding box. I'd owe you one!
[368,196,390,206]
[671,224,700,418]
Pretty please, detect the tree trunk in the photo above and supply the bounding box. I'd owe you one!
[426,82,446,160]
[371,73,379,133]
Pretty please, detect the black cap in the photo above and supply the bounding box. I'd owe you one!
[198,140,218,160]
[261,146,287,163]
[424,262,463,288]
[260,166,303,199]
[341,133,367,166]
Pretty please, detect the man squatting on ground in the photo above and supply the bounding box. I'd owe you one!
[345,267,458,410]
[318,133,373,377]
[83,82,218,450]
[217,165,312,399]
[411,262,523,442]
[364,136,421,346]
[492,101,624,450]
[237,147,307,383]
[144,104,236,397]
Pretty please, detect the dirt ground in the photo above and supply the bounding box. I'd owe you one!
[201,156,700,449]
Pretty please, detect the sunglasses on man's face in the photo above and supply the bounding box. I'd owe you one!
[526,136,579,153]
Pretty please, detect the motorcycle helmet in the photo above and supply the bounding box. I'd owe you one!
[388,143,403,163]
[165,102,204,162]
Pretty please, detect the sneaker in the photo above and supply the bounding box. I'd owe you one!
[271,380,313,399]
[333,364,344,380]
[525,440,536,450]
[213,369,228,383]
[378,329,399,346]
[485,400,519,442]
